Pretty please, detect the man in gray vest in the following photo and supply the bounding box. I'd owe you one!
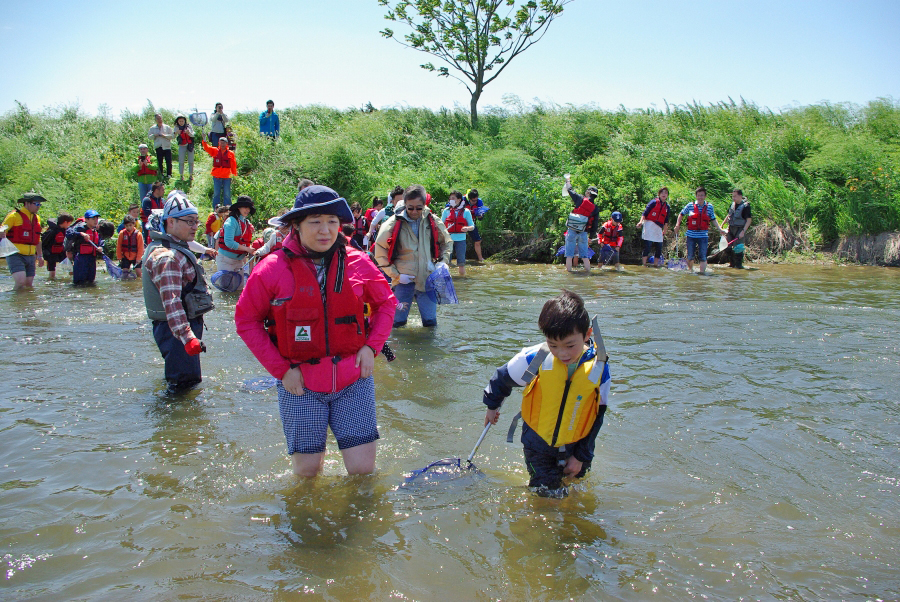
[142,191,215,392]
[722,189,753,269]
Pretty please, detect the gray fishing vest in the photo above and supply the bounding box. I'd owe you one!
[728,201,750,229]
[142,230,214,322]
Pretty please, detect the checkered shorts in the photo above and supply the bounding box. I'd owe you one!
[277,376,379,454]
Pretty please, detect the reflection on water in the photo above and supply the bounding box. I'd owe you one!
[1,262,898,599]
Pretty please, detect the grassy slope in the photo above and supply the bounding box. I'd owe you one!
[1,99,898,256]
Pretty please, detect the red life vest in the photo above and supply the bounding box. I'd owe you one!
[121,229,140,255]
[7,209,41,247]
[267,249,367,362]
[217,217,254,255]
[51,227,66,254]
[385,214,442,262]
[177,128,192,146]
[573,198,596,218]
[598,219,623,247]
[646,199,669,225]
[443,207,468,233]
[78,227,100,256]
[213,148,232,169]
[687,202,711,231]
[354,216,368,237]
[137,157,157,177]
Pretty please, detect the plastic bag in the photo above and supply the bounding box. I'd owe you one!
[425,263,459,304]
[0,237,18,258]
[555,245,594,259]
[211,269,247,292]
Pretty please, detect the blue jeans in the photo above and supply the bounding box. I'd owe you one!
[392,281,437,327]
[138,182,152,202]
[564,229,589,258]
[686,236,709,261]
[212,177,231,208]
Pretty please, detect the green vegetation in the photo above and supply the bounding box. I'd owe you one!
[1,97,898,255]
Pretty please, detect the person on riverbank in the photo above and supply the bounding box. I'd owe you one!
[464,189,487,261]
[441,190,475,276]
[133,143,157,201]
[597,211,625,270]
[174,114,195,182]
[41,211,73,279]
[215,196,255,289]
[374,184,452,328]
[141,181,166,241]
[672,187,725,274]
[1,193,45,290]
[68,209,103,286]
[148,113,174,180]
[721,189,753,269]
[259,100,280,138]
[201,135,237,209]
[204,206,229,247]
[235,185,397,477]
[562,176,600,273]
[483,289,610,497]
[209,103,228,146]
[142,192,214,393]
[116,215,144,277]
[637,187,670,267]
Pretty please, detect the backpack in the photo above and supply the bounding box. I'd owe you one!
[64,221,84,255]
[41,220,59,255]
[384,204,395,218]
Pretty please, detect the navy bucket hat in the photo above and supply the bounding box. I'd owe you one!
[278,185,353,225]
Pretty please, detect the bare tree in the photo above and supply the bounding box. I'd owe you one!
[379,0,572,127]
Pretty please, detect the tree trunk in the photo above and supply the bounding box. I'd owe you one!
[470,87,482,128]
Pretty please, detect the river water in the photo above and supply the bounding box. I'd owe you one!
[1,261,897,600]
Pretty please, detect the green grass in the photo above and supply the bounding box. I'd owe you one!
[1,97,898,251]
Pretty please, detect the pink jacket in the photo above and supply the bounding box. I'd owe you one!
[235,233,397,393]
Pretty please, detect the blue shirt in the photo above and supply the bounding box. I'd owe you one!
[680,201,716,238]
[259,111,280,137]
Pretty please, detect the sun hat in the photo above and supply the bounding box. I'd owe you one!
[228,195,256,217]
[18,192,46,204]
[277,185,353,225]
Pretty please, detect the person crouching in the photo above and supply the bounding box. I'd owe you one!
[142,191,214,393]
[235,185,397,477]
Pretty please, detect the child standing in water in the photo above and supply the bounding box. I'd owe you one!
[483,289,611,497]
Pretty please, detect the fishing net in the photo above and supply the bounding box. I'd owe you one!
[211,269,247,292]
[599,244,615,264]
[425,263,458,304]
[243,376,277,392]
[189,112,208,127]
[102,254,124,280]
[666,258,689,271]
[0,237,18,258]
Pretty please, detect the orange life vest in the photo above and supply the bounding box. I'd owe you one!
[598,219,623,247]
[121,229,140,255]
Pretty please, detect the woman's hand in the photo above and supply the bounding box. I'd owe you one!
[355,345,375,378]
[282,367,305,396]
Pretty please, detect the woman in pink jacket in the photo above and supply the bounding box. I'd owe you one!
[235,185,397,477]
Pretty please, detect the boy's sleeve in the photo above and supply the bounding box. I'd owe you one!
[116,232,125,260]
[483,344,542,410]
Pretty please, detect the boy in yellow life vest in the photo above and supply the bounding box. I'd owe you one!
[483,289,611,496]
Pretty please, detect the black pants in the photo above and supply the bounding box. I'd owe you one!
[152,317,203,390]
[727,226,745,268]
[155,147,172,177]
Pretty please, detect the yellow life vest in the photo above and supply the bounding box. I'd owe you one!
[520,353,601,448]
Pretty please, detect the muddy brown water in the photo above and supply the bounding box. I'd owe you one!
[1,262,897,600]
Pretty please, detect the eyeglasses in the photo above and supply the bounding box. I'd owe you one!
[27,201,42,206]
[175,218,200,227]
[406,206,425,212]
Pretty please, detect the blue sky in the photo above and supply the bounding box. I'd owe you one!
[1,0,898,118]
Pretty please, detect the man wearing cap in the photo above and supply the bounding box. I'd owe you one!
[563,176,601,273]
[259,100,280,138]
[200,136,237,208]
[374,184,452,328]
[67,209,105,286]
[1,193,45,290]
[142,191,214,392]
[134,143,158,201]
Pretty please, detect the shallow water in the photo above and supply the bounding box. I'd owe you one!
[1,262,898,600]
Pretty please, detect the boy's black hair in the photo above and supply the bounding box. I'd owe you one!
[98,220,116,239]
[538,289,590,340]
[57,212,74,225]
[350,202,362,212]
[341,223,355,237]
[390,185,404,200]
[467,188,479,200]
[695,186,707,195]
[123,214,136,225]
[127,204,140,212]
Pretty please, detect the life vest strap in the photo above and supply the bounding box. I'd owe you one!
[521,343,550,384]
[587,315,608,383]
[506,411,522,443]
